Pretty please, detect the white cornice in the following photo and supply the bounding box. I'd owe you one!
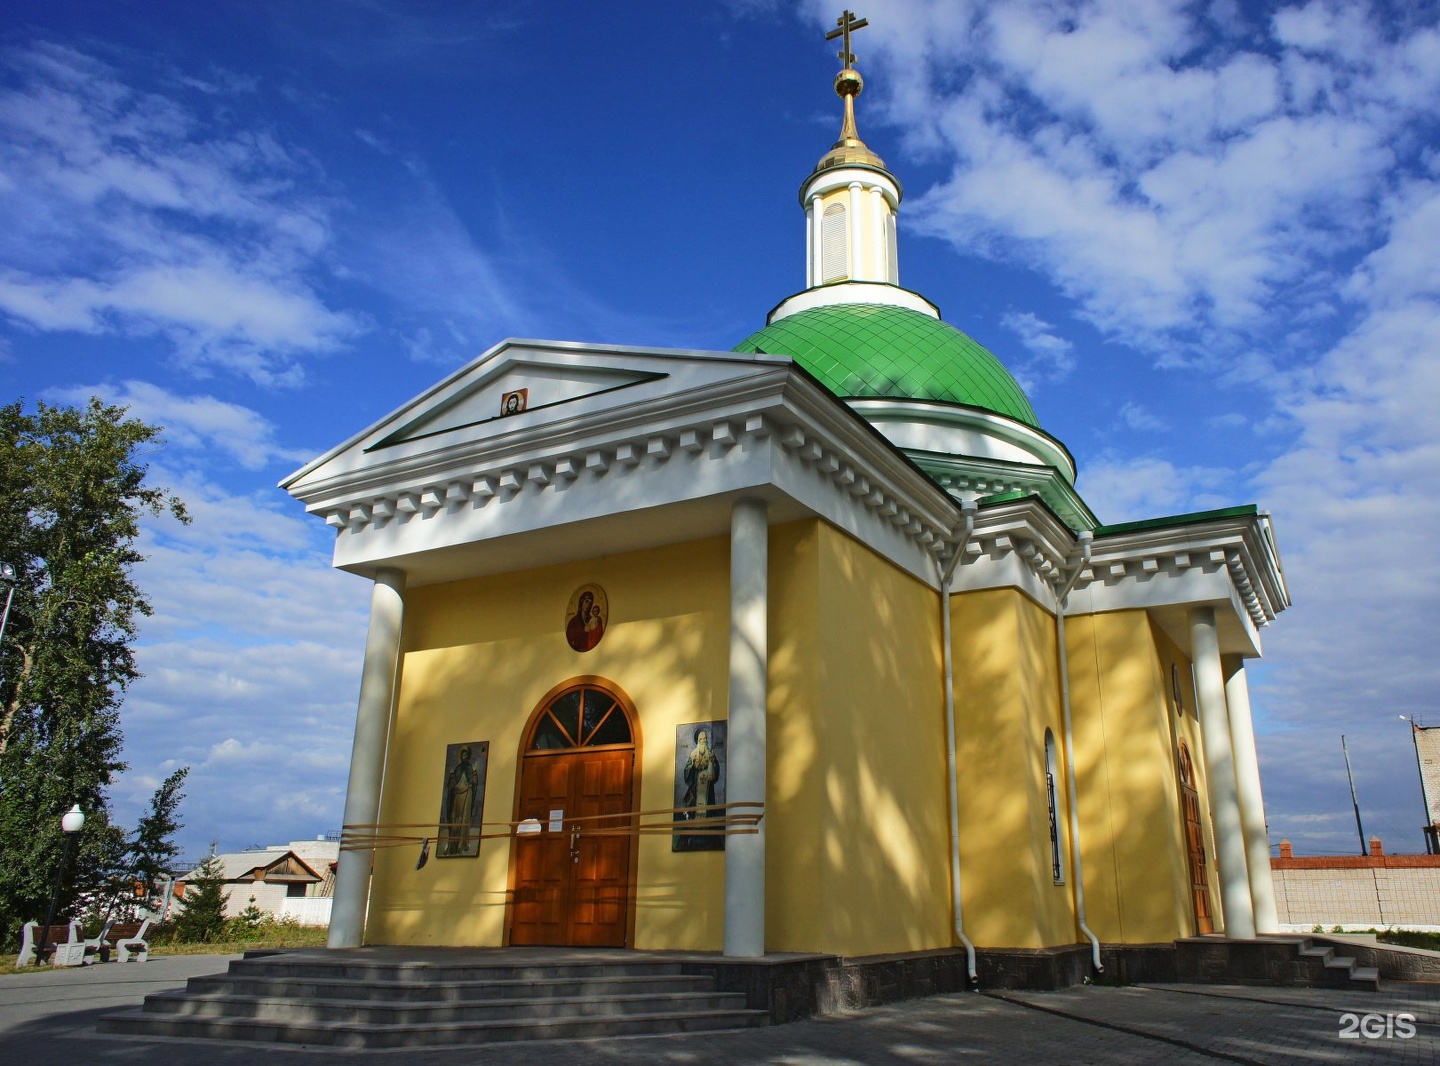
[948,497,1290,658]
[766,283,940,324]
[848,398,1075,483]
[284,339,1290,660]
[284,342,964,587]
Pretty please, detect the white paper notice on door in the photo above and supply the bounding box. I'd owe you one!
[548,809,564,832]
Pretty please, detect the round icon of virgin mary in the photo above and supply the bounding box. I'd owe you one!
[564,584,608,652]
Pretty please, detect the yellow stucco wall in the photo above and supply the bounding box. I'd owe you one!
[359,512,1208,955]
[367,534,733,949]
[950,588,1075,949]
[766,521,951,956]
[1064,610,1207,943]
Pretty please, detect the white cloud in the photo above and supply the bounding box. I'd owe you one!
[44,381,312,470]
[1117,402,1167,432]
[0,42,359,384]
[1076,454,1232,525]
[851,0,1437,359]
[1000,310,1074,389]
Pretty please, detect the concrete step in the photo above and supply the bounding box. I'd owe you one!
[183,970,715,1003]
[1297,939,1381,991]
[1174,935,1382,992]
[98,1006,770,1048]
[136,988,750,1025]
[224,955,687,984]
[1305,934,1440,983]
[1350,965,1381,992]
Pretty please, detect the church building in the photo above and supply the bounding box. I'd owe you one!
[283,13,1290,974]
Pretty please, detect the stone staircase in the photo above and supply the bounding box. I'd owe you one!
[98,949,770,1048]
[1175,935,1380,992]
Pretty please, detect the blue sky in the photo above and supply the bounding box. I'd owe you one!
[3,0,1438,862]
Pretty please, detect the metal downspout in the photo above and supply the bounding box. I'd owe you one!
[939,501,978,983]
[1056,531,1102,973]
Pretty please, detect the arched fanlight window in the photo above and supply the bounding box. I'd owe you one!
[1045,729,1065,885]
[821,203,848,283]
[527,684,633,751]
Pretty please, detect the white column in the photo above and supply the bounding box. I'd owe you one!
[1224,656,1279,934]
[809,195,824,288]
[329,568,406,949]
[724,498,768,957]
[1190,607,1255,939]
[848,182,864,280]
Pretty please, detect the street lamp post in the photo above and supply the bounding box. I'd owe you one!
[1400,716,1436,854]
[41,804,85,961]
[0,561,16,694]
[1341,735,1367,856]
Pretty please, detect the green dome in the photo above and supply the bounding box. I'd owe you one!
[734,304,1039,428]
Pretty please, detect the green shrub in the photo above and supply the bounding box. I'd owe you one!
[1378,930,1440,952]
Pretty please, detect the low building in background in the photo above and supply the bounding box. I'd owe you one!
[175,839,338,925]
[1272,837,1440,931]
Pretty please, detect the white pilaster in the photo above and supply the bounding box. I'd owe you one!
[805,200,814,289]
[870,187,887,281]
[724,497,768,957]
[848,182,863,281]
[809,195,824,289]
[1224,656,1279,934]
[329,568,406,949]
[1190,606,1255,939]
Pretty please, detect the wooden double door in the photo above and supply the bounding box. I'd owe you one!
[1178,743,1214,934]
[510,684,636,947]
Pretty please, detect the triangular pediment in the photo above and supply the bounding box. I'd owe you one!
[369,361,664,452]
[282,339,792,498]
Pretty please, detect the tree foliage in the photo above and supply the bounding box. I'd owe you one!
[129,766,189,910]
[0,398,188,946]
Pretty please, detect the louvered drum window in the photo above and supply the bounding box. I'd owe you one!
[821,204,848,283]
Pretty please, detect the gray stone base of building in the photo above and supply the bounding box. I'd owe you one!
[687,942,1180,1017]
[695,935,1386,1019]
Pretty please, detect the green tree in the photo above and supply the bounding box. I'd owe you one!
[128,767,189,914]
[0,398,187,947]
[171,855,228,943]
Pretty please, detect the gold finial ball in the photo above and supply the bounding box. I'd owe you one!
[835,68,863,98]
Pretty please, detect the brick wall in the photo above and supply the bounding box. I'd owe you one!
[1272,837,1440,927]
[1417,725,1440,830]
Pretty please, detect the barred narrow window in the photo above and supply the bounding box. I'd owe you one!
[821,203,848,283]
[1046,729,1064,884]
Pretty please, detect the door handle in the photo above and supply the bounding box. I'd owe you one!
[570,825,580,864]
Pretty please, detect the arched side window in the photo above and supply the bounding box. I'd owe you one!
[821,203,848,283]
[1045,729,1065,885]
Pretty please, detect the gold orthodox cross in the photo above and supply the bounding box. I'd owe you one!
[826,9,869,70]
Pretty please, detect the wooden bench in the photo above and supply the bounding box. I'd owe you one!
[104,917,153,963]
[16,920,83,966]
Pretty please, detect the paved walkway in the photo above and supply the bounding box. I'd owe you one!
[1,955,1436,1064]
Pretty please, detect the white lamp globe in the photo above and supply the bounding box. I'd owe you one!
[61,804,84,834]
